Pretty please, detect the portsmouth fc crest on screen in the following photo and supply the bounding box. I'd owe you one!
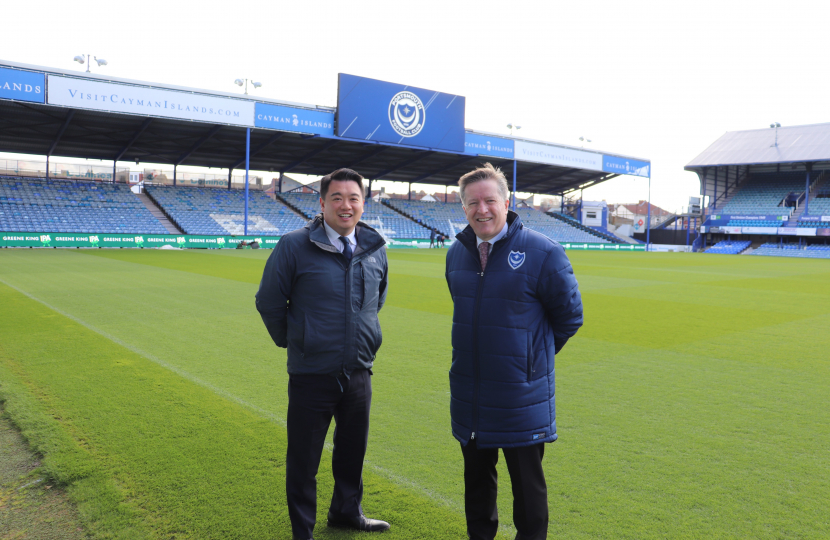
[336,73,465,152]
[388,91,425,138]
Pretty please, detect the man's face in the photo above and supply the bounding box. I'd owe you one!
[321,179,364,236]
[463,179,509,242]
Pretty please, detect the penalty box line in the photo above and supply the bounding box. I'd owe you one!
[0,276,463,515]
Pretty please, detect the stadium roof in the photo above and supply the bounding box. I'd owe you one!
[0,59,651,195]
[685,122,830,170]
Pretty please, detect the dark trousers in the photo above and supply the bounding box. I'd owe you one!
[286,370,371,539]
[461,439,548,540]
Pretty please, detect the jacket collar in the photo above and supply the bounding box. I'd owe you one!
[307,213,386,258]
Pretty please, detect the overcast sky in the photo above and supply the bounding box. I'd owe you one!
[3,0,827,212]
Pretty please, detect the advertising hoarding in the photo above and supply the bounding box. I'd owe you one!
[741,227,778,234]
[254,103,334,136]
[336,73,465,152]
[560,242,645,251]
[464,133,514,159]
[0,232,276,249]
[514,140,603,171]
[602,155,650,177]
[0,67,45,103]
[47,75,255,126]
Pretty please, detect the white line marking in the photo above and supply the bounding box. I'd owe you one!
[425,92,439,110]
[340,116,357,137]
[0,275,465,515]
[445,95,457,109]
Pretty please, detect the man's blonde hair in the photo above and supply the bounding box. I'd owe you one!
[458,163,510,206]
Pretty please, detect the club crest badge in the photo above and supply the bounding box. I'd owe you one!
[388,91,425,137]
[508,251,525,270]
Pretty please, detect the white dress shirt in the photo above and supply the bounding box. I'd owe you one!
[475,222,508,254]
[323,219,356,253]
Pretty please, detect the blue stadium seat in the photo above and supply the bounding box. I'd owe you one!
[0,176,168,234]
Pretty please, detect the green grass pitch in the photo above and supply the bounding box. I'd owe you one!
[1,248,829,539]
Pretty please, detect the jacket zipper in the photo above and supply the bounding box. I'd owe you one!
[470,261,486,442]
[341,242,384,376]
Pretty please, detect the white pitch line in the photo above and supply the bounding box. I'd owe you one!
[0,275,465,515]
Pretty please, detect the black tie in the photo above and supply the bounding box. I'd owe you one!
[340,236,353,261]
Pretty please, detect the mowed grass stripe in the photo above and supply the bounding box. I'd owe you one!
[0,283,469,539]
[2,249,830,538]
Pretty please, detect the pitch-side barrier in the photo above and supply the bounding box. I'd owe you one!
[1,233,647,251]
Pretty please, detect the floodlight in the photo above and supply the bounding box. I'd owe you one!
[234,79,244,87]
[252,82,262,89]
[94,57,107,67]
[74,55,85,64]
[516,126,522,130]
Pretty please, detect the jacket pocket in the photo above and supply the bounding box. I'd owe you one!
[362,260,382,309]
[287,309,305,357]
[372,317,383,354]
[526,332,534,382]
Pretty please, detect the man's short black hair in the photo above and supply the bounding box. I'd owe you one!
[320,168,364,199]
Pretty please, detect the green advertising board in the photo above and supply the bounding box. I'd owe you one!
[0,233,437,250]
[560,242,645,251]
[0,232,279,249]
[1,233,644,251]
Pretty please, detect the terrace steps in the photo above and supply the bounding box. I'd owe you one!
[274,193,314,220]
[137,193,183,234]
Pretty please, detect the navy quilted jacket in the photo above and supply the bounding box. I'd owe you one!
[445,212,583,449]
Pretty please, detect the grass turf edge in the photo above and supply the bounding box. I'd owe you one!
[0,279,474,539]
[0,362,151,540]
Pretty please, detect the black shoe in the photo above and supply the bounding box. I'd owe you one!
[292,536,313,540]
[327,513,390,532]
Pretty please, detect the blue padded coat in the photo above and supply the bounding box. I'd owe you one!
[445,212,583,449]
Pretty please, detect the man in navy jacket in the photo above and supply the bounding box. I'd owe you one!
[446,164,583,540]
[256,168,390,540]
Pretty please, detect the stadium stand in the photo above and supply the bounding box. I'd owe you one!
[385,198,617,243]
[705,240,751,254]
[800,184,830,226]
[719,172,803,218]
[278,192,431,239]
[544,211,618,243]
[751,243,830,259]
[0,176,168,234]
[383,198,468,236]
[724,219,783,228]
[145,186,306,236]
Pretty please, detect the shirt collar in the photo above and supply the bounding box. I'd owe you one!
[476,222,508,248]
[323,218,356,252]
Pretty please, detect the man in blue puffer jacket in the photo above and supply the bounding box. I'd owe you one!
[446,163,583,540]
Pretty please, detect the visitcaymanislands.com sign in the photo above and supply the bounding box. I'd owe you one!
[47,75,255,127]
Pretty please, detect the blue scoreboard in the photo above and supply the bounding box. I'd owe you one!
[336,74,466,152]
